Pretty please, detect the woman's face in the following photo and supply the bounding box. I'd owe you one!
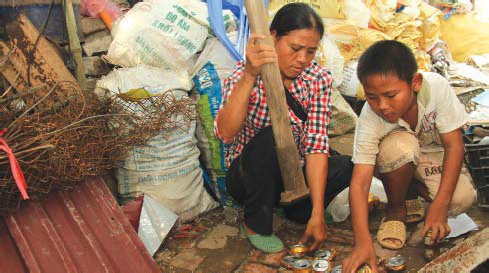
[272,28,321,80]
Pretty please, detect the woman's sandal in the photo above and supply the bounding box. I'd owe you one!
[406,198,425,223]
[376,218,406,250]
[240,224,284,253]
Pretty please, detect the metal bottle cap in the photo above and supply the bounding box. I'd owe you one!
[283,255,303,269]
[331,265,342,273]
[384,255,406,271]
[293,259,312,269]
[312,259,330,272]
[315,248,337,261]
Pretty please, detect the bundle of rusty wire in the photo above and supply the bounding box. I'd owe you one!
[0,79,196,213]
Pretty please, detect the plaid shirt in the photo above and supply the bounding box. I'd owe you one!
[215,60,333,168]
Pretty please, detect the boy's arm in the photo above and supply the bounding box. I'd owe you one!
[343,164,378,272]
[421,128,464,242]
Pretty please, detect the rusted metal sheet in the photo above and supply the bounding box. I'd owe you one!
[0,177,160,273]
[419,228,489,272]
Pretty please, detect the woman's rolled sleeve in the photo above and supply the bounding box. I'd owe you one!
[214,61,244,143]
[303,71,333,156]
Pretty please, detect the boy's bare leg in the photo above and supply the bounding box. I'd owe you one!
[407,179,432,202]
[379,163,416,221]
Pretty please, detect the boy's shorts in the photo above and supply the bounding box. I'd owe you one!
[376,131,477,215]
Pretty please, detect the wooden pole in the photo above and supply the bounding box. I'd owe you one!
[63,0,87,90]
[244,0,309,204]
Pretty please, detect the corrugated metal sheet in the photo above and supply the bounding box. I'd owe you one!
[0,177,160,273]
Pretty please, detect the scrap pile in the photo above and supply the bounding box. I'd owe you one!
[0,13,194,213]
[267,0,489,99]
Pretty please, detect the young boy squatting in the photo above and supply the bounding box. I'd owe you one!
[342,40,477,272]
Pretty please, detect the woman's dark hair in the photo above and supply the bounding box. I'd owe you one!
[357,40,418,85]
[270,3,324,39]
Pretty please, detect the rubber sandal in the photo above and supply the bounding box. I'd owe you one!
[376,218,406,250]
[240,224,284,253]
[406,198,425,223]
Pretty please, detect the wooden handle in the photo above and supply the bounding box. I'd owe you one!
[244,0,309,204]
[63,0,87,90]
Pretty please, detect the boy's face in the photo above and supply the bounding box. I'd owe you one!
[363,73,422,123]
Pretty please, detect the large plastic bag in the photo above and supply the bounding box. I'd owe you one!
[107,0,208,72]
[329,87,358,136]
[176,0,238,37]
[327,22,361,64]
[96,65,194,94]
[419,2,442,51]
[268,0,345,19]
[327,23,389,64]
[315,36,344,87]
[337,60,364,99]
[386,20,423,52]
[191,36,238,206]
[343,0,371,28]
[326,177,387,222]
[359,28,390,51]
[365,0,397,31]
[115,92,219,222]
[441,14,489,62]
[97,67,219,222]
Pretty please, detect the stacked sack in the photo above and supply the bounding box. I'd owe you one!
[191,35,238,207]
[97,0,239,221]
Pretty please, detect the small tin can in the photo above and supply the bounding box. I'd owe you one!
[424,230,442,261]
[331,265,342,273]
[383,255,406,271]
[424,230,435,246]
[312,259,330,272]
[290,244,309,256]
[283,255,304,269]
[357,264,372,273]
[293,259,312,273]
[330,264,372,273]
[315,248,337,262]
[368,193,380,212]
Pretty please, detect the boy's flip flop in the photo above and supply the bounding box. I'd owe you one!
[240,224,284,253]
[406,198,425,223]
[377,218,406,250]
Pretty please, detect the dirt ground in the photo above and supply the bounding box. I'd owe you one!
[154,132,489,272]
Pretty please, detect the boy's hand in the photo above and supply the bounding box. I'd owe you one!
[343,243,379,273]
[300,213,326,252]
[421,199,451,243]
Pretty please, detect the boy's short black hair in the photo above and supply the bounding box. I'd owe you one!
[357,40,418,85]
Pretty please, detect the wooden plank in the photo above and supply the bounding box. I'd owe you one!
[244,0,309,204]
[64,0,87,89]
[0,13,80,106]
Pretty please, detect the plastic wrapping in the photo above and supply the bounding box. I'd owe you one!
[343,0,371,28]
[138,195,178,255]
[326,177,387,222]
[441,14,489,62]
